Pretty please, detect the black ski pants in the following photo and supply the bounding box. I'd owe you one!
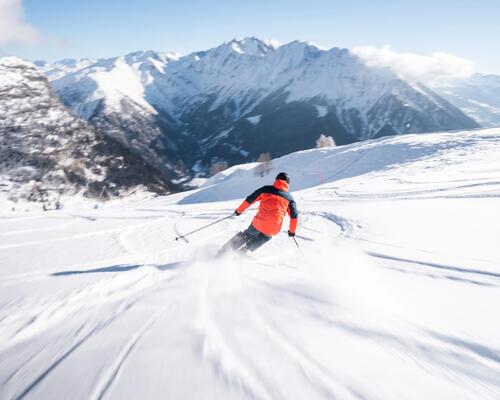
[222,225,272,254]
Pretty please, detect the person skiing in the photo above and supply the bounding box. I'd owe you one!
[220,172,299,254]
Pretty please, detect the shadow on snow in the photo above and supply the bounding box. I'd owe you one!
[51,262,181,276]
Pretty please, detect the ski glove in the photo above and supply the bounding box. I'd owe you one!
[288,230,295,237]
[234,210,241,216]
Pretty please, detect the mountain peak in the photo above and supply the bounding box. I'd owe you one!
[263,38,284,49]
[280,40,324,52]
[124,50,162,64]
[218,37,275,57]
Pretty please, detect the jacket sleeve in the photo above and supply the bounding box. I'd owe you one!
[236,187,265,214]
[287,200,299,233]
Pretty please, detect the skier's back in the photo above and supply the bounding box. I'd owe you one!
[221,172,298,254]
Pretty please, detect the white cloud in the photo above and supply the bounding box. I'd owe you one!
[0,0,39,46]
[351,45,475,85]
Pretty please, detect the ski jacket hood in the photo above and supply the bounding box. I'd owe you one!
[273,179,289,192]
[236,179,299,236]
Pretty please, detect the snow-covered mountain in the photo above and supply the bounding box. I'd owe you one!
[41,37,479,174]
[433,73,500,127]
[0,57,176,204]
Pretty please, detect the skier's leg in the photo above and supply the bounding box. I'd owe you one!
[236,225,271,253]
[231,225,260,254]
[229,226,254,254]
[220,225,271,255]
[245,231,272,252]
[219,230,249,254]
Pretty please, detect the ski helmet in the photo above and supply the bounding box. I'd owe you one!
[275,172,290,184]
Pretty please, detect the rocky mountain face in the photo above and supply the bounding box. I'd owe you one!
[0,57,176,203]
[41,38,480,176]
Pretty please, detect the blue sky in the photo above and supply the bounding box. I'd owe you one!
[2,0,500,74]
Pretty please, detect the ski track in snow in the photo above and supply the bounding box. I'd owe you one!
[1,129,500,399]
[2,268,181,400]
[12,315,122,400]
[90,306,167,400]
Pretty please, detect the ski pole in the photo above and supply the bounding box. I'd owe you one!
[291,235,307,262]
[175,214,234,241]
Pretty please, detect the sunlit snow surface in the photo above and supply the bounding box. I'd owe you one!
[1,129,500,399]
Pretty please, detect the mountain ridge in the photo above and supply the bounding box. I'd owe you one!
[37,37,481,179]
[0,56,177,204]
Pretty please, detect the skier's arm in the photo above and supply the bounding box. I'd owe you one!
[287,200,299,234]
[235,187,265,215]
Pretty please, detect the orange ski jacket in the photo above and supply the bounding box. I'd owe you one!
[236,179,299,236]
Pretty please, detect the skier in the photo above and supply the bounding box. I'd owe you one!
[220,172,299,254]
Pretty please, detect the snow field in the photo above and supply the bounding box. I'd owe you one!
[1,128,500,399]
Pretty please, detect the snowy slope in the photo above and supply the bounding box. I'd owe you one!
[182,127,500,203]
[41,38,479,173]
[1,128,499,399]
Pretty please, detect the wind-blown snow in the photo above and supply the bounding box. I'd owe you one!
[1,128,499,399]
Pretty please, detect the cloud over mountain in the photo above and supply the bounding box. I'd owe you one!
[352,45,475,85]
[0,0,39,46]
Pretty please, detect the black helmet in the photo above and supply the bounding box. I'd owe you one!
[275,172,290,184]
